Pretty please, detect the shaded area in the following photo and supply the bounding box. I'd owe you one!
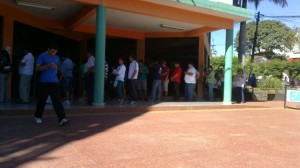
[0,111,146,167]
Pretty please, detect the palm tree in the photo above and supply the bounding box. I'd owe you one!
[237,0,288,64]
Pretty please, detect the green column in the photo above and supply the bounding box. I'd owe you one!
[223,29,233,105]
[94,5,106,106]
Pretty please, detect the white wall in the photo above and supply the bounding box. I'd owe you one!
[210,0,232,5]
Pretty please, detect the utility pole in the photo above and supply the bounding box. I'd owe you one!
[251,12,260,61]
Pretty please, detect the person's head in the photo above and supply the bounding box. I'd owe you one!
[87,51,94,57]
[174,62,180,68]
[208,65,213,71]
[188,62,193,68]
[161,61,167,67]
[129,55,136,62]
[118,57,124,65]
[252,74,256,77]
[237,68,243,74]
[138,59,144,66]
[48,43,59,56]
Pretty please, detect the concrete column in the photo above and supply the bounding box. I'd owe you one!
[2,15,14,100]
[94,5,106,106]
[223,29,233,105]
[197,34,205,99]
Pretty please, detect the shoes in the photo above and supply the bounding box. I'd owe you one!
[59,118,70,126]
[63,100,71,106]
[130,101,136,105]
[34,117,42,124]
[118,99,124,104]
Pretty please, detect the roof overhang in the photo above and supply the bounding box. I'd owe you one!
[0,0,253,40]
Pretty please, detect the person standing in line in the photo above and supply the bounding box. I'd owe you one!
[84,52,95,105]
[0,50,11,103]
[170,62,182,101]
[161,61,170,98]
[205,65,215,101]
[233,68,246,103]
[19,49,35,103]
[150,60,162,102]
[137,59,149,101]
[184,62,199,101]
[127,55,139,105]
[112,57,126,104]
[34,43,69,126]
[59,53,74,106]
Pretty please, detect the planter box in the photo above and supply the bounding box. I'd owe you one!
[253,92,268,101]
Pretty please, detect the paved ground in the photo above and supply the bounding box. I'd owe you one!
[1,101,300,168]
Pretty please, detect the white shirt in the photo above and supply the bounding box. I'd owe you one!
[19,52,34,75]
[84,56,95,73]
[184,66,198,84]
[113,64,126,81]
[128,60,139,79]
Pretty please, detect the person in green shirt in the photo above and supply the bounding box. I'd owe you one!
[206,65,215,101]
[137,59,149,100]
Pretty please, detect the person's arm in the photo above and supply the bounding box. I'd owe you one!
[35,63,55,72]
[195,70,200,79]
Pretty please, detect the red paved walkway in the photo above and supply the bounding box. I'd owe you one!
[1,101,300,167]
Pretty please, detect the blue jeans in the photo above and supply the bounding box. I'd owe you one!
[151,80,161,101]
[19,74,33,102]
[185,83,196,101]
[116,80,124,100]
[208,83,214,100]
[236,87,245,103]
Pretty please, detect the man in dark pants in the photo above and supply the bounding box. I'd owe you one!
[128,55,139,105]
[84,52,95,105]
[170,62,182,101]
[34,43,69,126]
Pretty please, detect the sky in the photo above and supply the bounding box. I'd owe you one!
[211,0,300,56]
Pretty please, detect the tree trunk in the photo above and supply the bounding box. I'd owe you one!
[238,0,247,64]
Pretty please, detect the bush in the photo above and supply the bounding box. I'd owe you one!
[257,77,284,89]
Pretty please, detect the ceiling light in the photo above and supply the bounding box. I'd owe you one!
[16,0,55,10]
[160,24,185,31]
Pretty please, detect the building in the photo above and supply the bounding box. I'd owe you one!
[0,0,253,105]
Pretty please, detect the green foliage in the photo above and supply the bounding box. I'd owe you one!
[244,59,287,79]
[235,20,296,56]
[286,61,300,80]
[257,77,284,89]
[210,56,241,72]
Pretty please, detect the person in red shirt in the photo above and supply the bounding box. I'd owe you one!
[170,62,182,101]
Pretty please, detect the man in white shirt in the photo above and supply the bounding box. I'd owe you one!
[128,55,139,104]
[184,63,199,101]
[84,52,95,105]
[19,50,34,103]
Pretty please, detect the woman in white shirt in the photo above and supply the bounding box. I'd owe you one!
[112,58,126,104]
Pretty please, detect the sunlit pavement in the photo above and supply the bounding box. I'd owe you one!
[1,101,300,167]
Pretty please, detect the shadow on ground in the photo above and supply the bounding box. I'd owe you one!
[0,109,149,167]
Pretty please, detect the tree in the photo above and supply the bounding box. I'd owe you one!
[210,56,241,74]
[237,0,288,63]
[235,20,296,57]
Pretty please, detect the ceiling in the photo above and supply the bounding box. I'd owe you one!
[0,0,253,38]
[2,0,202,33]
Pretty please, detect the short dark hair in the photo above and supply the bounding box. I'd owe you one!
[48,43,59,50]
